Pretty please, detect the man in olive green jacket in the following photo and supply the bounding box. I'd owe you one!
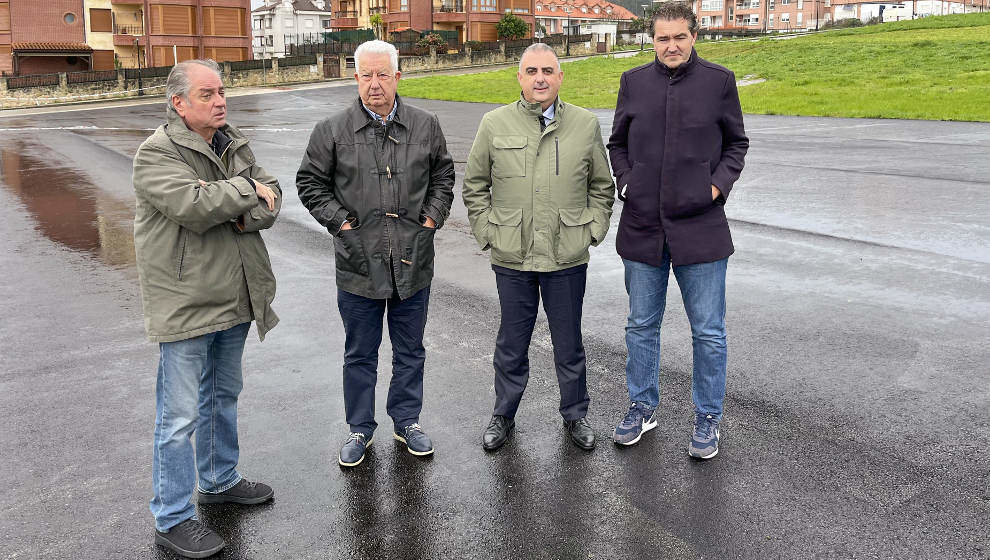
[133,60,279,559]
[463,43,615,452]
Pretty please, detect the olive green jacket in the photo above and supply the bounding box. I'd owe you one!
[132,112,281,342]
[462,96,615,271]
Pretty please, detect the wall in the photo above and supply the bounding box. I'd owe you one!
[1,39,605,108]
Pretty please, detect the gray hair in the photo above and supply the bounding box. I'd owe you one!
[518,42,561,72]
[165,59,222,115]
[651,1,699,35]
[354,40,399,75]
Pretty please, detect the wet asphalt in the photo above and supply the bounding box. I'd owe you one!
[1,80,988,559]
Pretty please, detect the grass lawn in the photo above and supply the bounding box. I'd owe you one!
[398,13,990,121]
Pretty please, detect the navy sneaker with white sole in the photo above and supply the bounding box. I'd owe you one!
[394,423,434,456]
[338,432,374,467]
[613,402,658,446]
[688,413,720,459]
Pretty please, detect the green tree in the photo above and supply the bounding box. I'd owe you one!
[369,14,384,39]
[496,12,529,40]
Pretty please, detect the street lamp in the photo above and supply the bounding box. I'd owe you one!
[563,5,573,55]
[134,37,143,96]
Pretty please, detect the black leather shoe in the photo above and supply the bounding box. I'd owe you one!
[482,415,515,451]
[564,417,596,450]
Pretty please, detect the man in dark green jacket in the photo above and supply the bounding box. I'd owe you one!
[133,60,279,558]
[296,40,454,468]
[463,43,615,452]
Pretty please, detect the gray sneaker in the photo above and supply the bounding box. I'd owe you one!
[155,518,225,558]
[198,478,273,505]
[688,413,720,459]
[393,423,434,456]
[613,402,658,446]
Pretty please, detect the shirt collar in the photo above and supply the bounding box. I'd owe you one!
[362,100,398,126]
[542,104,555,122]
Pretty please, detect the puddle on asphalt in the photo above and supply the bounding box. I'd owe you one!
[0,142,136,269]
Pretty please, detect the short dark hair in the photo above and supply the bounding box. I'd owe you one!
[651,2,699,35]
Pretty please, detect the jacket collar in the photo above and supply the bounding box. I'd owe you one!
[653,48,697,79]
[516,93,564,123]
[165,111,247,166]
[351,94,407,133]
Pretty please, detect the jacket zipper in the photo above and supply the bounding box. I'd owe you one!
[176,230,188,281]
[555,137,559,176]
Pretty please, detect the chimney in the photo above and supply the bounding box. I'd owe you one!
[312,0,326,8]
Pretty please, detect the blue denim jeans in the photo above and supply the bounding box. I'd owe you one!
[623,249,728,419]
[337,286,431,437]
[150,322,250,532]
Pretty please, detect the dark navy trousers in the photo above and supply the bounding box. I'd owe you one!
[337,285,431,437]
[492,264,589,421]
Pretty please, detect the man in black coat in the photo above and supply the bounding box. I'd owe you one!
[296,40,455,468]
[607,2,748,459]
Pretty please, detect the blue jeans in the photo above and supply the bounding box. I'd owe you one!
[150,322,250,532]
[337,286,431,437]
[623,249,728,419]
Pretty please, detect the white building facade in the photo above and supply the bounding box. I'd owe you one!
[252,0,333,59]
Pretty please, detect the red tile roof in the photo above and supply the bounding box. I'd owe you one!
[12,42,94,53]
[535,0,637,20]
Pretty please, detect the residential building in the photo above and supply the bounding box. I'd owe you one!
[106,0,254,68]
[252,0,333,58]
[0,1,95,76]
[535,0,636,40]
[374,0,536,43]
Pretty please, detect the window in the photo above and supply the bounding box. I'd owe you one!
[64,12,77,24]
[401,0,408,10]
[701,0,724,10]
[768,13,774,26]
[266,17,272,28]
[90,8,112,32]
[797,12,803,23]
[768,0,774,9]
[472,0,496,11]
[203,7,246,36]
[593,6,599,13]
[322,19,332,28]
[151,5,196,35]
[253,18,262,29]
[536,4,542,10]
[781,12,790,21]
[797,0,803,7]
[781,0,789,5]
[550,5,555,10]
[701,15,710,25]
[580,6,587,12]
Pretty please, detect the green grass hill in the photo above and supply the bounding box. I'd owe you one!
[398,13,990,121]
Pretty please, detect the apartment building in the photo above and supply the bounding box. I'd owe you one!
[252,0,333,58]
[0,1,95,76]
[110,0,253,68]
[360,0,535,43]
[693,0,825,30]
[534,0,635,36]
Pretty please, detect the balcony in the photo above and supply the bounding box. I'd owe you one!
[330,11,359,27]
[434,0,465,12]
[110,0,142,4]
[114,24,145,45]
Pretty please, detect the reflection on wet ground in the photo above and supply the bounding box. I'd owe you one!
[0,141,135,268]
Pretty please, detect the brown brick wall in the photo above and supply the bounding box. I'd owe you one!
[9,0,85,43]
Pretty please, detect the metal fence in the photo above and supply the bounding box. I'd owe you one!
[280,54,317,67]
[7,73,60,89]
[288,41,362,56]
[228,59,273,71]
[124,66,171,80]
[67,69,118,84]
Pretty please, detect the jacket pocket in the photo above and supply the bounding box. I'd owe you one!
[554,207,594,264]
[487,206,524,263]
[176,229,188,281]
[334,228,369,276]
[667,160,713,219]
[406,225,437,283]
[492,135,527,178]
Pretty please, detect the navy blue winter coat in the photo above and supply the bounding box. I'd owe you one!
[608,50,749,266]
